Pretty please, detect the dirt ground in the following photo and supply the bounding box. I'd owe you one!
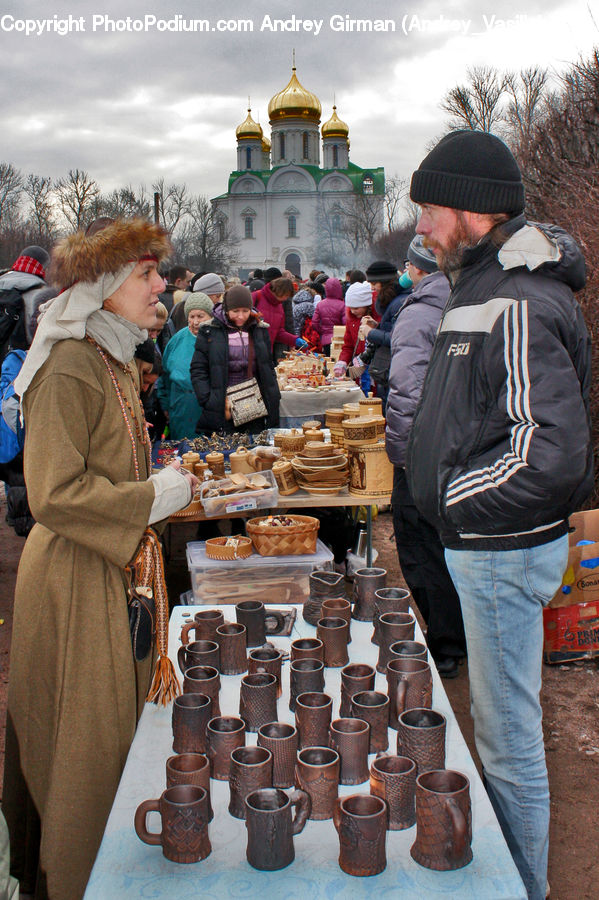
[0,495,597,899]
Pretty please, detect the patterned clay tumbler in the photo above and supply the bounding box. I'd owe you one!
[329,718,370,785]
[295,692,333,749]
[387,658,433,729]
[370,754,417,830]
[165,753,213,821]
[172,693,212,754]
[389,640,428,663]
[340,663,376,718]
[372,587,411,645]
[228,746,273,819]
[321,597,352,643]
[317,616,349,668]
[248,647,284,699]
[182,666,221,717]
[206,716,246,780]
[295,747,340,820]
[350,691,390,753]
[239,673,278,733]
[290,638,324,664]
[258,722,299,789]
[245,788,311,870]
[289,659,325,713]
[396,708,446,774]
[333,794,388,876]
[216,623,247,675]
[376,612,416,673]
[411,769,473,871]
[352,567,387,622]
[134,785,211,863]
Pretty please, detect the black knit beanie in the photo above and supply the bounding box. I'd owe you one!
[223,284,253,311]
[365,260,398,283]
[410,130,525,214]
[264,266,282,282]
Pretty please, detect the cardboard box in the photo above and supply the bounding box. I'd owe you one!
[543,600,599,663]
[550,509,599,608]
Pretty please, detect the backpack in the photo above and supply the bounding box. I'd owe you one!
[0,349,26,464]
[301,315,322,353]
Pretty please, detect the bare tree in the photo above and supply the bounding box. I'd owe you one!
[152,179,189,234]
[55,169,100,231]
[384,175,409,232]
[24,174,55,237]
[177,195,240,271]
[505,66,550,155]
[441,65,510,133]
[98,185,151,219]
[0,162,24,230]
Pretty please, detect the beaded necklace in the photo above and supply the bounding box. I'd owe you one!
[85,335,151,481]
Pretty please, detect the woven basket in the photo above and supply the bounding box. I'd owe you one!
[246,515,320,556]
[205,536,254,560]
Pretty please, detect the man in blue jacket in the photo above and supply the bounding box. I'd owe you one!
[407,130,593,900]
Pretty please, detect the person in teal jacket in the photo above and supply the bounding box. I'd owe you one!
[156,292,213,440]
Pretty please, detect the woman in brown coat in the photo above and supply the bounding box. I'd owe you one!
[3,219,197,900]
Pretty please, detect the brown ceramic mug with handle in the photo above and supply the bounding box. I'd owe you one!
[181,609,224,646]
[245,788,311,871]
[411,769,473,870]
[182,666,221,717]
[235,600,285,648]
[165,752,213,821]
[350,690,390,753]
[295,746,340,820]
[333,794,388,876]
[228,746,273,819]
[134,784,211,864]
[177,640,220,675]
[387,657,433,729]
[339,663,375,718]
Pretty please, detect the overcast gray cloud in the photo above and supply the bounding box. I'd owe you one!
[1,0,598,202]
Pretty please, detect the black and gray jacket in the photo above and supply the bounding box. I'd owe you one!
[406,215,593,551]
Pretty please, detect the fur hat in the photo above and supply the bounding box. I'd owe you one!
[193,272,225,296]
[184,292,213,318]
[50,218,171,290]
[345,282,373,308]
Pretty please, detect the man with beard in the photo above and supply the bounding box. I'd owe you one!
[406,130,592,900]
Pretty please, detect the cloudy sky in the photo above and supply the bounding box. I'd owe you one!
[1,0,598,208]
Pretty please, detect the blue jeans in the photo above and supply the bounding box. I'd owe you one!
[445,535,568,900]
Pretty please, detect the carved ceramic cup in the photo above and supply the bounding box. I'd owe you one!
[182,666,221,717]
[248,647,284,699]
[329,718,370,785]
[321,598,352,643]
[333,794,387,876]
[372,587,411,645]
[135,785,211,864]
[239,673,278,733]
[228,746,273,819]
[235,600,285,648]
[352,567,387,622]
[304,570,346,625]
[290,638,324,664]
[216,623,247,675]
[289,659,325,713]
[181,609,224,646]
[166,752,213,821]
[295,692,333,749]
[295,747,340,820]
[177,640,220,675]
[370,754,417,830]
[389,640,428,663]
[411,770,473,871]
[387,658,433,729]
[206,716,246,780]
[396,708,446,774]
[377,612,416,673]
[317,616,349,668]
[245,788,311,870]
[350,691,390,753]
[258,722,299,789]
[172,692,212,754]
[339,663,376,718]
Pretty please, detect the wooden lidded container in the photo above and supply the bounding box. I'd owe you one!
[205,451,225,478]
[279,429,306,457]
[304,428,324,443]
[359,392,383,417]
[193,459,208,478]
[229,447,254,474]
[342,402,361,419]
[272,459,299,495]
[301,420,322,433]
[181,451,200,472]
[348,441,393,496]
[342,416,379,447]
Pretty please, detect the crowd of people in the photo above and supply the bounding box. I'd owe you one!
[0,130,592,900]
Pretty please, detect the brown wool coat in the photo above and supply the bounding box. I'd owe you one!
[4,339,156,900]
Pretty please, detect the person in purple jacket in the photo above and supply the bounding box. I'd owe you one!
[311,277,345,355]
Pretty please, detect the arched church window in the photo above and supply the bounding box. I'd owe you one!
[245,147,252,169]
[279,133,285,160]
[288,215,297,238]
[303,132,309,159]
[244,217,254,239]
[332,145,339,168]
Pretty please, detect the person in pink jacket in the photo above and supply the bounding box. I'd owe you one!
[252,277,307,356]
[311,277,346,355]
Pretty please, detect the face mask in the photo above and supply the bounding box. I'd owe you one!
[399,272,413,289]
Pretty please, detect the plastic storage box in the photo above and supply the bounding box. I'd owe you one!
[186,539,334,605]
[199,469,279,518]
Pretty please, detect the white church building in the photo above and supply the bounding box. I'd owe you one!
[212,66,385,280]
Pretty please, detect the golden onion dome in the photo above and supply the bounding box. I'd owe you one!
[268,67,321,122]
[261,135,271,153]
[236,108,263,141]
[322,105,349,139]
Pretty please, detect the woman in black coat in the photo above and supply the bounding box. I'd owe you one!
[190,285,280,433]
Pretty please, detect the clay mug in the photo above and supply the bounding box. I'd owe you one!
[134,784,211,863]
[257,722,299,789]
[235,600,285,648]
[372,587,411,645]
[181,609,224,646]
[245,788,311,870]
[376,612,416,673]
[396,708,446,774]
[172,692,212,754]
[316,616,349,668]
[350,690,390,753]
[339,663,375,718]
[370,754,417,830]
[239,672,278,733]
[182,666,221,717]
[333,794,387,876]
[177,640,220,675]
[216,623,247,675]
[289,659,325,712]
[295,691,333,749]
[329,718,370,785]
[389,640,428,662]
[304,569,346,626]
[386,658,433,729]
[411,769,473,870]
[228,746,273,819]
[248,646,284,698]
[321,597,352,643]
[290,638,324,664]
[295,746,340,820]
[165,753,213,821]
[206,716,246,780]
[352,567,387,622]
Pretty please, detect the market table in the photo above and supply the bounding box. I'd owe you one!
[84,605,526,899]
[279,383,363,426]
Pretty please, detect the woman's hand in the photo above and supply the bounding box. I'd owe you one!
[170,458,200,495]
